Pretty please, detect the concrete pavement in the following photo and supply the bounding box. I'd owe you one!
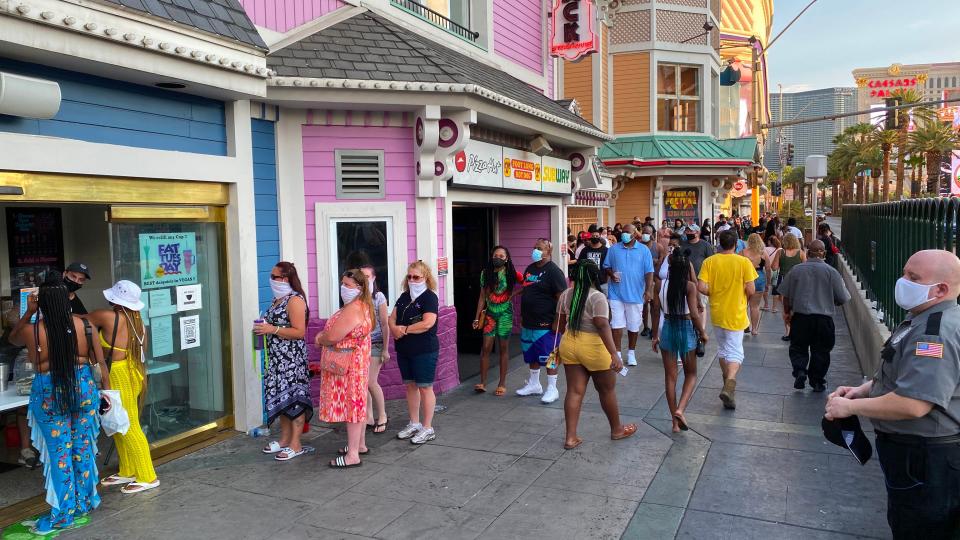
[52,306,889,539]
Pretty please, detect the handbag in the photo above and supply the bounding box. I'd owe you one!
[98,389,130,436]
[544,298,563,370]
[320,345,355,376]
[695,337,706,358]
[476,309,487,331]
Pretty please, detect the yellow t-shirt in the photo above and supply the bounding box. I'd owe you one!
[698,253,758,331]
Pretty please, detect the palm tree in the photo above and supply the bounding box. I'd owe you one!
[909,117,960,195]
[872,127,898,201]
[829,123,875,205]
[889,88,925,198]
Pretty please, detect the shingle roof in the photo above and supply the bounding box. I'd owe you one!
[267,12,599,132]
[97,0,266,49]
[599,135,757,162]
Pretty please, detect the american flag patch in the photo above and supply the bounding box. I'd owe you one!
[916,342,944,358]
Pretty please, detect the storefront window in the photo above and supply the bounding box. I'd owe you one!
[657,63,701,132]
[331,219,393,304]
[111,221,227,442]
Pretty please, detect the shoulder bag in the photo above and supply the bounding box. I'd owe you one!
[320,345,355,376]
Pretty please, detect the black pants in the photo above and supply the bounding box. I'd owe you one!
[876,433,960,539]
[788,313,834,384]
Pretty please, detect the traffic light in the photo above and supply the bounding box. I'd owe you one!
[885,97,903,130]
[772,181,782,197]
[785,144,795,166]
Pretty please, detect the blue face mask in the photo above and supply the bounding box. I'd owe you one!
[621,232,633,244]
[531,249,543,262]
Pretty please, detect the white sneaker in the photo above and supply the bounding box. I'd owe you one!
[516,381,543,396]
[626,351,638,366]
[397,422,422,440]
[410,428,436,444]
[541,386,560,404]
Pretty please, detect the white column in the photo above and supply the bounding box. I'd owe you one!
[415,196,439,278]
[552,202,567,278]
[224,100,262,432]
[275,109,310,303]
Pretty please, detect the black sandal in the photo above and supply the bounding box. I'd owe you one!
[329,455,362,468]
[372,421,388,434]
[337,446,369,455]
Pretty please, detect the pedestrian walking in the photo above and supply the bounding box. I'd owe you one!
[578,230,609,293]
[89,280,160,492]
[472,246,521,396]
[825,249,960,538]
[390,261,440,445]
[517,239,567,403]
[785,217,803,241]
[772,233,806,341]
[557,260,637,450]
[641,225,663,337]
[681,224,714,278]
[604,224,655,366]
[657,220,673,252]
[251,263,312,460]
[700,219,712,244]
[778,241,850,392]
[818,222,840,268]
[742,233,771,336]
[360,265,390,434]
[762,236,781,313]
[651,253,707,432]
[698,230,757,409]
[9,276,105,535]
[316,269,374,467]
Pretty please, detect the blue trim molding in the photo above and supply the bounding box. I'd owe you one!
[252,118,280,312]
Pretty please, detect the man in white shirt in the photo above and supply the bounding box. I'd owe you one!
[785,217,803,241]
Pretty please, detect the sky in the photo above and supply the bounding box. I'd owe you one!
[765,0,960,93]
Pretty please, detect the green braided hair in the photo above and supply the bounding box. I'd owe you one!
[567,259,602,335]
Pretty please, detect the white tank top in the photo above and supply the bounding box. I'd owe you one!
[658,256,670,280]
[659,278,690,315]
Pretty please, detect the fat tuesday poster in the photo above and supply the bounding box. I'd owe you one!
[663,188,700,226]
[139,232,198,290]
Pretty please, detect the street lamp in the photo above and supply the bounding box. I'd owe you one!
[806,155,827,237]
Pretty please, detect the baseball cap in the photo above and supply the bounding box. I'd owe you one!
[65,262,91,279]
[687,225,700,233]
[821,415,873,465]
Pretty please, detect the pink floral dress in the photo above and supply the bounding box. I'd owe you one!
[317,308,372,423]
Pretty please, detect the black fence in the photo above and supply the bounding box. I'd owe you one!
[390,0,479,42]
[843,198,960,329]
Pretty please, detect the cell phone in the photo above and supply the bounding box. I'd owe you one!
[618,366,629,377]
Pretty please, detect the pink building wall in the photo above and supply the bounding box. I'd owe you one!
[239,0,345,32]
[493,0,545,75]
[499,205,554,331]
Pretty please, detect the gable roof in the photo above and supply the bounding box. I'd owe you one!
[600,135,757,165]
[97,0,266,49]
[267,12,600,134]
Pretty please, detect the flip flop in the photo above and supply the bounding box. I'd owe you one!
[611,423,639,440]
[121,480,160,494]
[474,384,486,393]
[329,455,362,469]
[337,446,370,455]
[673,412,689,431]
[495,386,506,397]
[101,474,135,486]
[563,437,583,450]
[373,421,388,434]
[275,446,315,461]
[262,440,284,454]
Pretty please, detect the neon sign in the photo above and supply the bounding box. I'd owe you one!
[550,0,599,61]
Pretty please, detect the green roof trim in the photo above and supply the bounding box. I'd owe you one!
[599,135,757,162]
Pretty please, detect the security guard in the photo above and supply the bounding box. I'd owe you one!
[826,249,960,539]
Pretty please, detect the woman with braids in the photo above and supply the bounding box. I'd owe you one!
[315,268,374,467]
[471,246,522,396]
[650,253,708,432]
[88,280,159,493]
[556,260,638,450]
[10,275,106,534]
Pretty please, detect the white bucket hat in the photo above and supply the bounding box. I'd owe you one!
[103,280,145,311]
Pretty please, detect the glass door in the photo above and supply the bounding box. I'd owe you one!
[108,213,230,449]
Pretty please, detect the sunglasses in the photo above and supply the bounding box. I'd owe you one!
[407,274,424,281]
[270,274,285,280]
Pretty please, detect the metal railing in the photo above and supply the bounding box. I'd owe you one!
[843,198,960,329]
[391,0,479,42]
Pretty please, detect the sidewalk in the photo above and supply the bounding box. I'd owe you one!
[55,308,889,540]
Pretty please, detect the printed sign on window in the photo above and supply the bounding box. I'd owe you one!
[138,232,198,290]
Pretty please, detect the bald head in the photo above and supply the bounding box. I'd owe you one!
[901,250,960,312]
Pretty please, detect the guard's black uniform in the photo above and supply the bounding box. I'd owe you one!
[870,299,960,538]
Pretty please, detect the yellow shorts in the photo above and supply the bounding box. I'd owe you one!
[559,331,612,372]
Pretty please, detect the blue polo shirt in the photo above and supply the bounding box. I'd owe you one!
[603,241,654,303]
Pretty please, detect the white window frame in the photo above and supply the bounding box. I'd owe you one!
[656,62,702,133]
[314,202,408,316]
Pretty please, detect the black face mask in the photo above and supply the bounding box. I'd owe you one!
[491,258,506,268]
[686,234,696,240]
[590,238,601,245]
[64,277,82,293]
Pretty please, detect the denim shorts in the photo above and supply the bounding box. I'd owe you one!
[397,350,438,387]
[371,343,383,364]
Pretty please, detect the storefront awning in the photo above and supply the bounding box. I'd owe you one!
[600,135,756,168]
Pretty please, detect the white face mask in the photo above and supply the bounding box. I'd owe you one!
[641,233,651,243]
[270,279,293,299]
[366,277,375,293]
[409,281,428,298]
[894,277,942,311]
[340,284,361,304]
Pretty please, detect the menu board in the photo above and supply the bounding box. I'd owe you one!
[6,208,63,291]
[502,147,542,192]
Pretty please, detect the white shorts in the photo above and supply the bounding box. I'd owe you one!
[714,327,744,363]
[610,300,643,332]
